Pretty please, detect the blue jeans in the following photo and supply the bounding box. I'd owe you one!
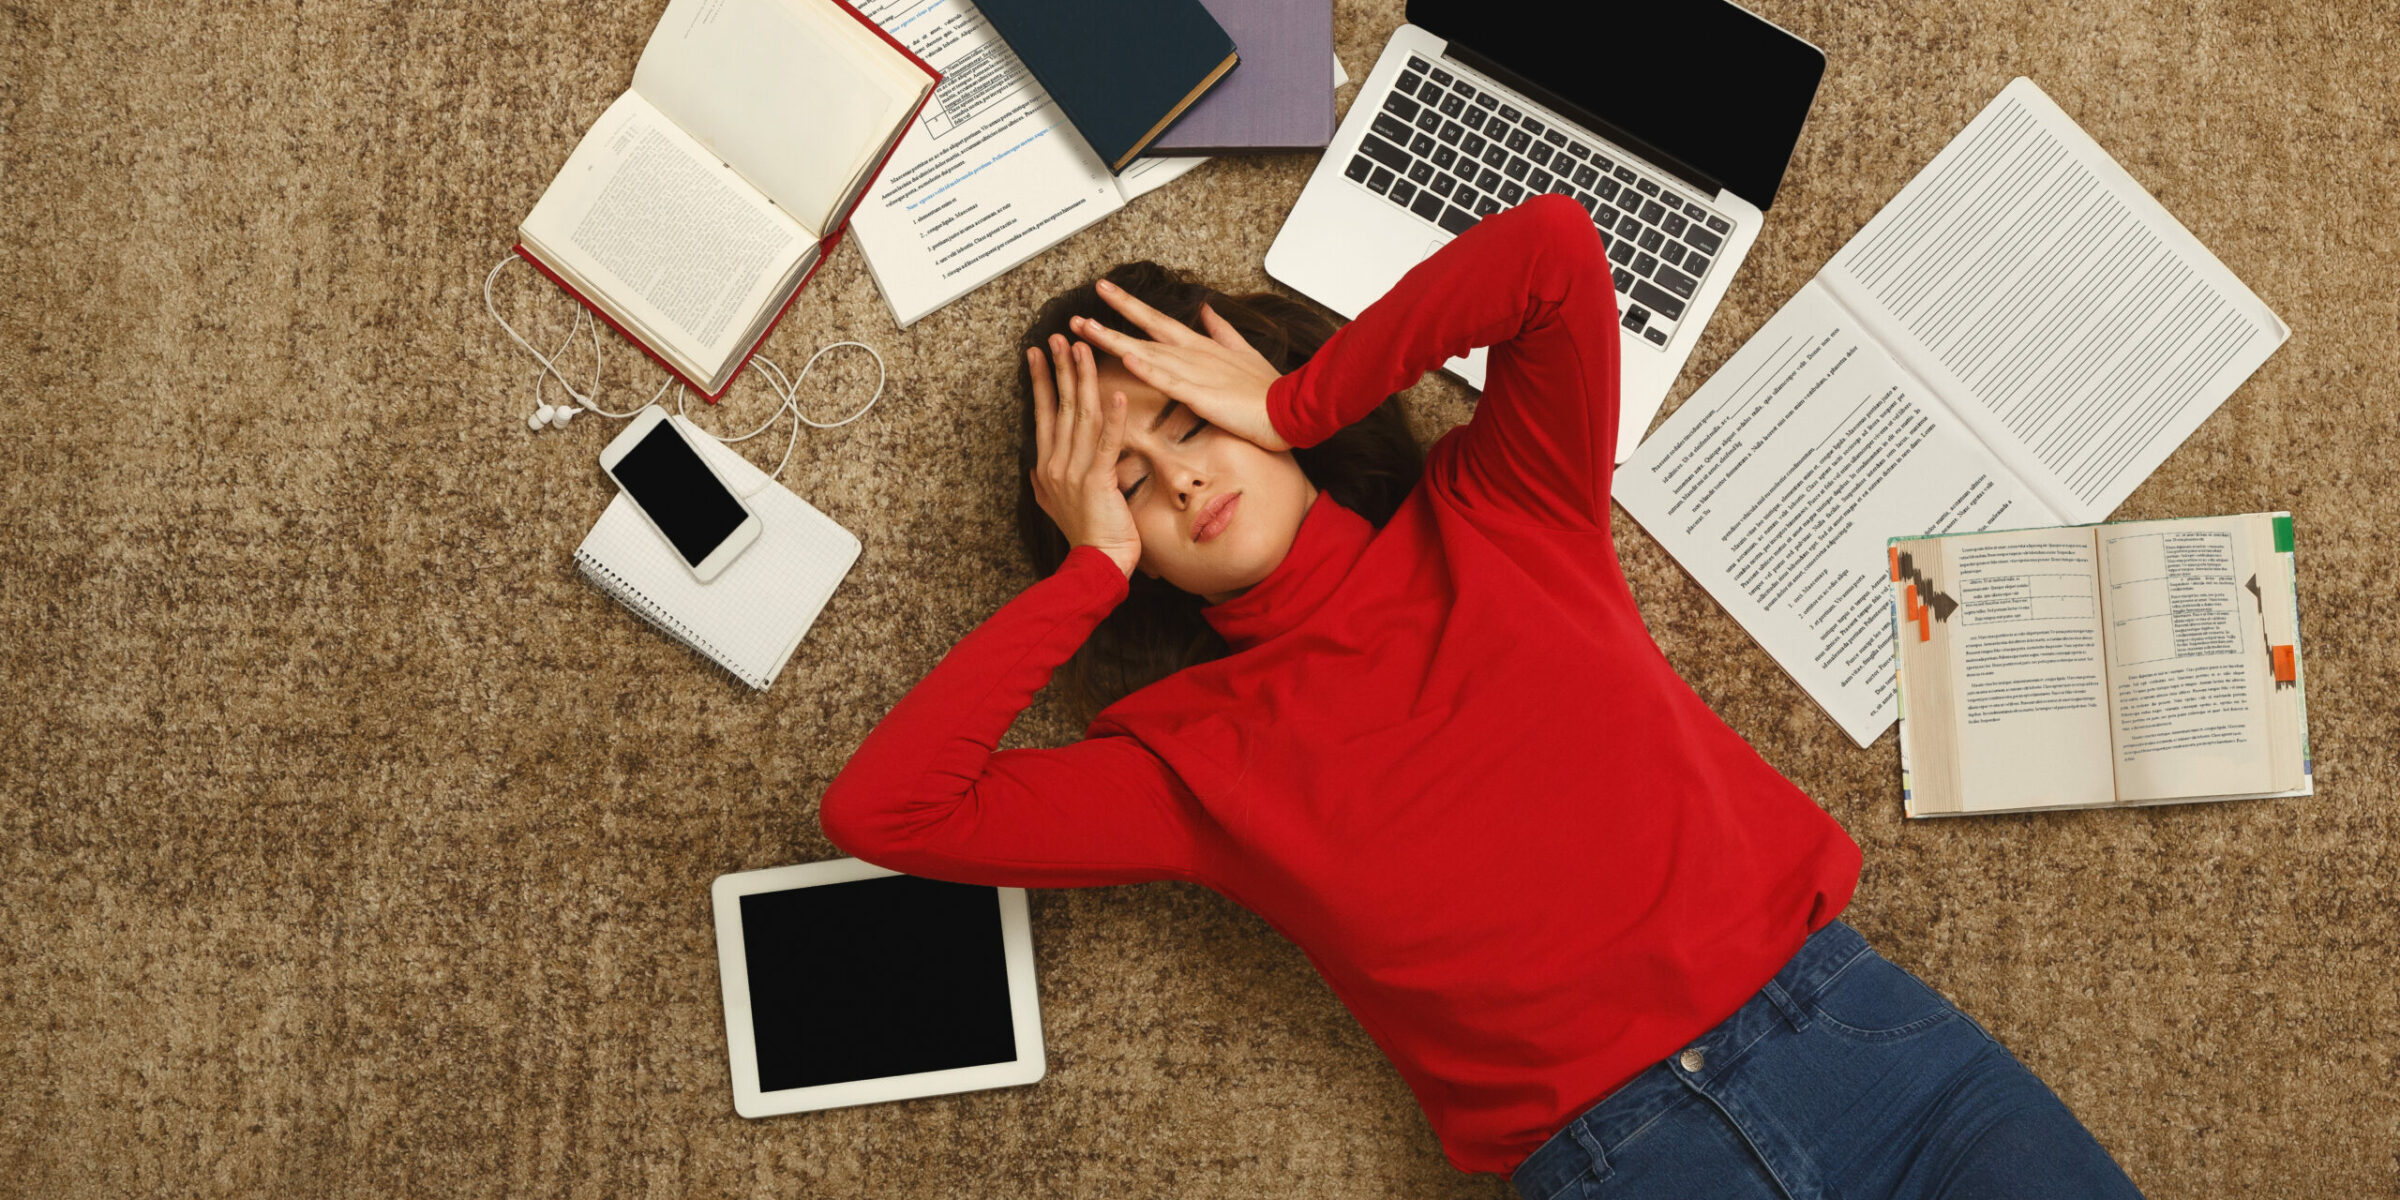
[1509,922,2145,1200]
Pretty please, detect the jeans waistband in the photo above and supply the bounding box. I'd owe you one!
[1510,920,1874,1200]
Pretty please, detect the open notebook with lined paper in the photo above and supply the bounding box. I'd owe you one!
[577,418,861,690]
[1615,77,2288,748]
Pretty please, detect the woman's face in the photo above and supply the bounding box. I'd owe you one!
[1096,358,1316,604]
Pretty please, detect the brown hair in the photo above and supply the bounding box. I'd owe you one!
[1015,262,1423,714]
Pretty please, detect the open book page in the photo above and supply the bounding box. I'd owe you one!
[633,0,927,236]
[2098,514,2300,802]
[1818,78,2289,525]
[1616,283,2063,747]
[1894,528,2117,815]
[844,0,1126,327]
[522,92,814,379]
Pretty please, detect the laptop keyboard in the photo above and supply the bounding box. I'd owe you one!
[1344,55,1734,349]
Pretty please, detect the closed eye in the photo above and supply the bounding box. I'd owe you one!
[1120,414,1211,498]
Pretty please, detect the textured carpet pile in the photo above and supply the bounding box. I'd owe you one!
[3,0,2395,1195]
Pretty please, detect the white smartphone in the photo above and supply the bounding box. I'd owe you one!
[598,406,763,582]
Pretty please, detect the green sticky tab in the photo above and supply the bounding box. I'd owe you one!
[2273,514,2294,553]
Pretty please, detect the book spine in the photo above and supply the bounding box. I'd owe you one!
[577,551,769,690]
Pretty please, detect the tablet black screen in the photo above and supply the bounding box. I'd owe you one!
[740,874,1020,1092]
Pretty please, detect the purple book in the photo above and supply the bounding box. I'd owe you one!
[1149,0,1334,153]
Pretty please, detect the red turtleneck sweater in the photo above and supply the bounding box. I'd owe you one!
[819,195,1861,1178]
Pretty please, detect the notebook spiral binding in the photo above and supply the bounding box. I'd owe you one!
[575,550,768,690]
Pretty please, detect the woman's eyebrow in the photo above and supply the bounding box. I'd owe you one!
[1148,399,1184,434]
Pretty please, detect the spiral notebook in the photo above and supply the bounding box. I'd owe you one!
[576,421,861,690]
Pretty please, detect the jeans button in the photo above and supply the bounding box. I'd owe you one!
[1678,1047,1706,1072]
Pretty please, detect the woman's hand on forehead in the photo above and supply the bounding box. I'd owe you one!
[1071,281,1289,452]
[1029,335,1142,578]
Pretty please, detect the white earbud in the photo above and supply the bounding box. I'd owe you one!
[550,404,577,426]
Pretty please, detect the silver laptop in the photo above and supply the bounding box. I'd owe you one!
[1265,0,1825,463]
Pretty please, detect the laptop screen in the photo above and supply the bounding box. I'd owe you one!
[1409,0,1825,210]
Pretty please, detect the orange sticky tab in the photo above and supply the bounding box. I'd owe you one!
[1917,610,1932,642]
[1889,546,1901,581]
[2272,645,2296,682]
[1904,583,1921,620]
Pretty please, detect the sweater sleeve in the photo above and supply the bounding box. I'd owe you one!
[1267,193,1621,527]
[817,545,1221,889]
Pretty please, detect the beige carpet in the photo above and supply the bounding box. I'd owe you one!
[3,0,2396,1195]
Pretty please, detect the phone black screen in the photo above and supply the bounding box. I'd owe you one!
[613,421,749,567]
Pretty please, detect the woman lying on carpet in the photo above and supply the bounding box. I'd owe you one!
[818,195,2145,1200]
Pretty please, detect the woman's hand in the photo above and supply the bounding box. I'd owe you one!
[1069,280,1291,452]
[1029,334,1142,579]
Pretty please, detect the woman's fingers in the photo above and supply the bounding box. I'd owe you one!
[1049,334,1080,462]
[1029,345,1057,465]
[1098,390,1128,468]
[1095,279,1205,346]
[1068,315,1145,361]
[1067,340,1103,477]
[1197,303,1250,356]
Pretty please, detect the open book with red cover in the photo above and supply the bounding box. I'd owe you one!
[516,0,937,401]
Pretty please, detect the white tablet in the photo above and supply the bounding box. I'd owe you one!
[711,858,1047,1118]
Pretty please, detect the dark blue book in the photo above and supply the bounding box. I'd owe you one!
[974,0,1239,172]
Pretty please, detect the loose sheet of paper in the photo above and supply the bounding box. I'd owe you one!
[1616,284,2059,747]
[1820,79,2288,524]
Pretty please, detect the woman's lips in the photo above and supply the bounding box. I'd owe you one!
[1192,492,1241,543]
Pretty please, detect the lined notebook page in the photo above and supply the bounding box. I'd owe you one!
[1821,78,2288,525]
[576,422,861,690]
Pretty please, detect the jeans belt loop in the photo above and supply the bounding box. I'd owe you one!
[1763,977,1812,1033]
[1569,1114,1613,1185]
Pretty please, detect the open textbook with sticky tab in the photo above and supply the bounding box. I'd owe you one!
[1890,512,2309,817]
[515,0,937,399]
[1615,78,2290,747]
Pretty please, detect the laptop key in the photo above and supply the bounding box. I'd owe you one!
[1368,167,1395,194]
[1499,103,1523,120]
[1439,205,1477,235]
[1437,121,1463,146]
[1575,191,1599,215]
[1607,237,1635,265]
[1485,120,1512,143]
[1644,327,1667,345]
[1477,167,1502,191]
[1419,78,1447,103]
[1685,200,1708,218]
[1455,185,1480,208]
[1360,134,1413,173]
[1429,172,1457,197]
[1639,200,1666,224]
[1398,71,1423,94]
[1416,109,1442,134]
[1528,167,1553,191]
[1594,177,1620,201]
[1637,227,1663,253]
[1499,180,1525,203]
[1391,179,1418,206]
[1551,178,1577,196]
[1482,144,1509,169]
[1522,116,1545,135]
[1462,132,1487,157]
[1685,252,1712,276]
[1593,154,1614,172]
[1660,190,1683,209]
[1505,129,1532,153]
[1433,145,1458,169]
[1685,225,1724,255]
[1473,92,1498,109]
[1440,95,1466,118]
[1612,266,1634,293]
[1430,66,1455,85]
[1459,108,1486,133]
[1475,196,1502,216]
[1527,142,1553,167]
[1383,92,1421,123]
[1567,142,1590,159]
[1631,279,1685,321]
[1409,161,1436,185]
[1572,165,1599,188]
[1632,251,1657,276]
[1654,263,1698,299]
[1705,214,1731,234]
[1623,305,1649,331]
[1544,130,1567,147]
[1455,81,1476,99]
[1407,187,1442,220]
[1408,132,1434,156]
[1503,156,1530,181]
[1615,213,1642,238]
[1660,241,1686,267]
[1636,178,1660,195]
[1613,165,1637,183]
[1372,113,1412,143]
[1662,211,1687,237]
[1344,155,1373,183]
[1407,56,1430,72]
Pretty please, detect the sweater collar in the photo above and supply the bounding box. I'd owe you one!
[1201,494,1372,652]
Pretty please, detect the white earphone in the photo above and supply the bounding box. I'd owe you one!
[482,254,886,478]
